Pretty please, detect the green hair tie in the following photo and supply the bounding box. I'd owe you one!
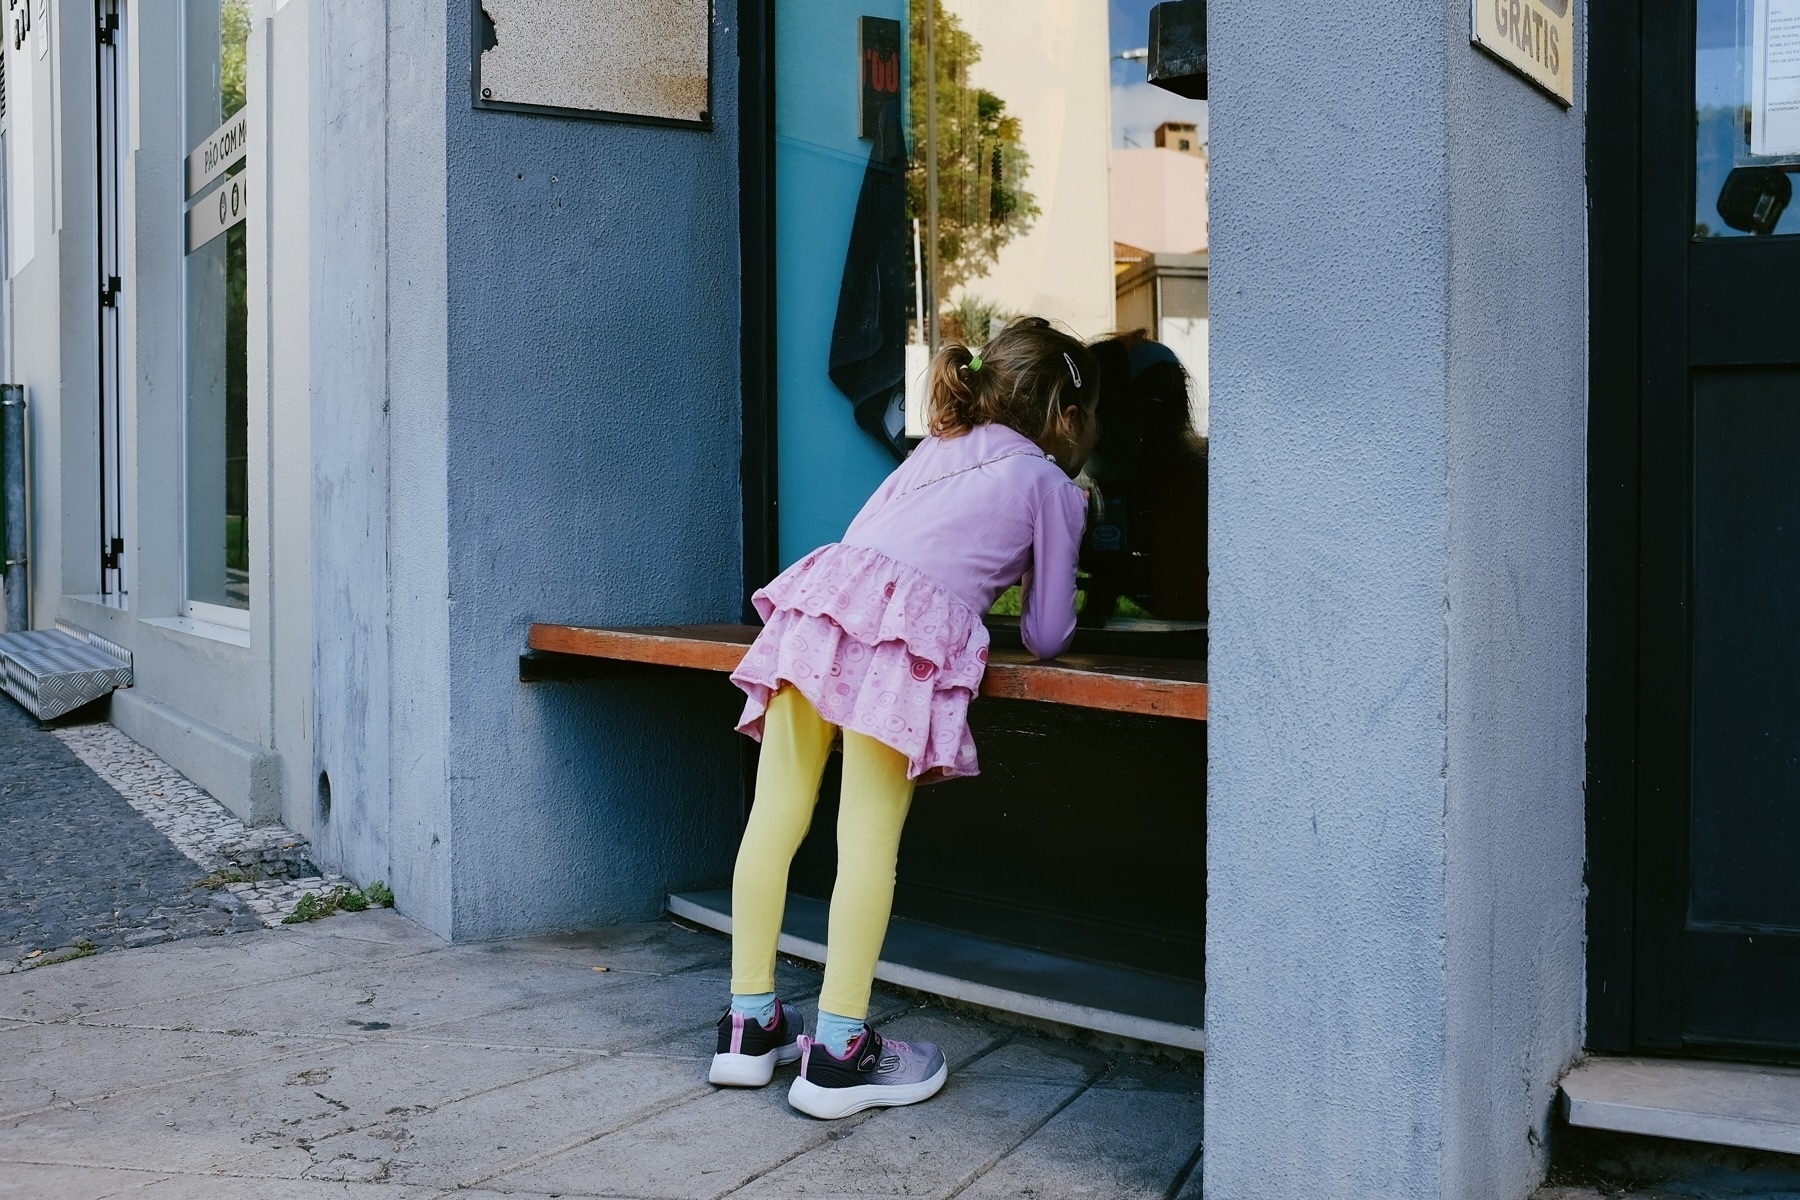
[967,353,984,372]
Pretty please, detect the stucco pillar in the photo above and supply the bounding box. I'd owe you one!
[1204,1,1587,1197]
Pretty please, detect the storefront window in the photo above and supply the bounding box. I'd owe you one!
[774,0,1209,632]
[183,0,251,616]
[1695,0,1800,237]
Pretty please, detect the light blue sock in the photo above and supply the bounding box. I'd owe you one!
[815,1010,867,1058]
[730,991,777,1027]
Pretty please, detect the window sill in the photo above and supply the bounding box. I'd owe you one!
[142,615,251,649]
[65,592,130,611]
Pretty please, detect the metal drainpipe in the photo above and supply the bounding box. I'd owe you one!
[2,384,26,633]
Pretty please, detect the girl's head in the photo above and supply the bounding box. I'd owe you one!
[925,317,1100,475]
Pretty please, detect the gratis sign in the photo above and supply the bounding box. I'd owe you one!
[1472,0,1574,105]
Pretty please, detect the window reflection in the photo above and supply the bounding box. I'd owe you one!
[184,0,251,612]
[1696,0,1800,238]
[776,0,1209,628]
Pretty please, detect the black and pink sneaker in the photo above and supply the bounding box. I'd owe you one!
[787,1026,948,1119]
[709,1000,804,1087]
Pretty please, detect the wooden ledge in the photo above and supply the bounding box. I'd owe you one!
[527,623,1207,721]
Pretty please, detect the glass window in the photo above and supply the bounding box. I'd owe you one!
[1696,0,1800,237]
[773,0,1209,632]
[183,0,251,616]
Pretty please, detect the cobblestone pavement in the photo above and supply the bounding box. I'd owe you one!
[1,701,359,974]
[52,721,354,928]
[0,912,1205,1199]
[0,702,268,970]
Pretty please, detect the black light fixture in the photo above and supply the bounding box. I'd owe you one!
[1148,1,1206,100]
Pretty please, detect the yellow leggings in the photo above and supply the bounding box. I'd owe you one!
[730,686,916,1019]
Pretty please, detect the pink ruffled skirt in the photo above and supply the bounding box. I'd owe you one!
[731,543,989,784]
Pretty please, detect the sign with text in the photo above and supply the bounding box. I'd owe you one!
[1472,0,1574,105]
[1752,0,1800,156]
[186,111,250,199]
[859,16,901,141]
[186,173,248,253]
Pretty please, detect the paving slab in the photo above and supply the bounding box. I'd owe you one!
[128,1176,442,1199]
[0,1162,174,1200]
[480,920,739,977]
[955,1084,1203,1199]
[0,912,442,1023]
[298,1049,712,1189]
[0,1020,339,1120]
[955,1034,1113,1087]
[0,1037,582,1178]
[88,937,637,1039]
[723,1010,1055,1198]
[489,1071,839,1199]
[407,958,823,1055]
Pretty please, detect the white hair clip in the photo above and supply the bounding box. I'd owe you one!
[1063,352,1082,389]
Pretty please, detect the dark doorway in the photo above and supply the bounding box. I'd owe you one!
[1590,0,1800,1060]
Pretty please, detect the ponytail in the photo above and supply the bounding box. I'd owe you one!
[922,317,1097,446]
[925,343,983,437]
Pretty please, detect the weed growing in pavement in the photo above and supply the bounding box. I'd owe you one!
[35,939,100,967]
[282,880,396,924]
[193,865,257,889]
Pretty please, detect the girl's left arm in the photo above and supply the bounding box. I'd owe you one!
[1018,482,1088,660]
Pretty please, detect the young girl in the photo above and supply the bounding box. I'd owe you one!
[712,317,1100,1120]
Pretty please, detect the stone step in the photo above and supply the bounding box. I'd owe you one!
[669,887,1205,1053]
[1562,1055,1800,1155]
[0,628,133,720]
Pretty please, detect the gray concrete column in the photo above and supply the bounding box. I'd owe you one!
[1205,1,1587,1197]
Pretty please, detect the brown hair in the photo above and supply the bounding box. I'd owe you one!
[925,317,1099,452]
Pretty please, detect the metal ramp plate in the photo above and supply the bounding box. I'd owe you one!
[0,629,133,720]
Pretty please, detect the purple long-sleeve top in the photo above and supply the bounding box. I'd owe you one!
[840,423,1088,660]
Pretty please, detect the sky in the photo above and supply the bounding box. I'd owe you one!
[1108,0,1208,150]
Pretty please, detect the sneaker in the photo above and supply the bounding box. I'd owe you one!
[709,999,804,1087]
[787,1026,948,1119]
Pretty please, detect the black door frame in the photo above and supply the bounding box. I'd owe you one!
[1586,0,1645,1056]
[739,0,780,620]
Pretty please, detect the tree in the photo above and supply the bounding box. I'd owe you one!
[908,0,1040,303]
[221,0,251,121]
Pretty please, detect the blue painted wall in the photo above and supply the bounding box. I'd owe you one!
[774,0,905,565]
[435,1,748,939]
[1205,0,1587,1196]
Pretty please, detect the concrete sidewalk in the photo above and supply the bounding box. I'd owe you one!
[0,909,1204,1199]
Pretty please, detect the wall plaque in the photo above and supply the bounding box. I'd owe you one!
[1472,0,1575,106]
[474,0,712,127]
